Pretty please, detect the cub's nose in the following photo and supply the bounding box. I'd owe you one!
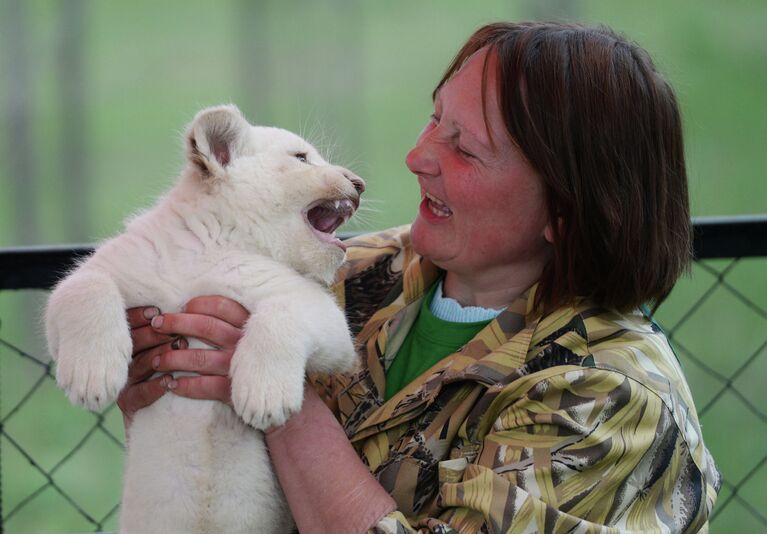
[344,172,366,195]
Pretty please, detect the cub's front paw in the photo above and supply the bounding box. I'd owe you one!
[230,348,304,430]
[55,339,131,411]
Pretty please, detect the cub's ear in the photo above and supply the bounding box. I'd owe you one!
[185,104,250,179]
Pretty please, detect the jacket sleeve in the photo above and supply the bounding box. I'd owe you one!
[331,226,412,332]
[369,366,711,534]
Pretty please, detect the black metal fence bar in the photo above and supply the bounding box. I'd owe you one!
[1,215,766,532]
[2,215,767,291]
[692,214,767,258]
[0,244,94,291]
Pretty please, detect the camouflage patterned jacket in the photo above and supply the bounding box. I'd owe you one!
[315,226,720,533]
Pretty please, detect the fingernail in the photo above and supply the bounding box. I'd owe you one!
[143,307,160,320]
[159,375,171,387]
[166,379,178,390]
[151,315,164,329]
[152,356,160,369]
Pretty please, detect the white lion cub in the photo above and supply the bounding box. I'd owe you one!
[45,105,363,533]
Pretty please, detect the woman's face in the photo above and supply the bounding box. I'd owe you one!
[406,47,552,286]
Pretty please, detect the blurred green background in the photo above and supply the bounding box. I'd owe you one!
[1,0,765,532]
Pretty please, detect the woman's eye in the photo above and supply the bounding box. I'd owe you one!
[458,146,474,159]
[294,152,308,163]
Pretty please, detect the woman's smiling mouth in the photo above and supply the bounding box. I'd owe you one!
[424,191,452,218]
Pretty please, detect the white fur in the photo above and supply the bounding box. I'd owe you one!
[45,105,361,533]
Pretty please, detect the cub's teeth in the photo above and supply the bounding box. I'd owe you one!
[334,200,340,209]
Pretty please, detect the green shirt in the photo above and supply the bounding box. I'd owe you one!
[384,282,493,401]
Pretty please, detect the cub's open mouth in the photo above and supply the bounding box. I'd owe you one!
[304,198,357,251]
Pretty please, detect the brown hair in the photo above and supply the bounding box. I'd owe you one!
[436,22,692,313]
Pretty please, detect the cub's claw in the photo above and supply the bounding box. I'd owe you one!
[56,352,129,411]
[53,326,132,412]
[231,372,304,430]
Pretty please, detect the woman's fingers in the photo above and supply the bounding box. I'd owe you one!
[120,297,245,426]
[128,338,189,384]
[120,299,242,428]
[152,349,233,376]
[128,306,174,357]
[167,375,232,405]
[183,296,250,329]
[120,373,232,409]
[117,374,171,420]
[120,345,233,424]
[126,306,161,329]
[149,313,242,349]
[130,324,176,356]
[127,298,248,356]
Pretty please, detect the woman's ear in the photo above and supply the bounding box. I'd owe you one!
[543,216,561,244]
[185,104,250,179]
[544,224,553,244]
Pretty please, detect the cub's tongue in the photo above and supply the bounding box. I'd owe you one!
[312,211,341,233]
[305,199,356,251]
[306,199,355,236]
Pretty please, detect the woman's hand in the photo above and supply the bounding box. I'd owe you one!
[116,296,250,427]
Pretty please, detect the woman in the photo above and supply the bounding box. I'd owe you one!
[119,22,720,533]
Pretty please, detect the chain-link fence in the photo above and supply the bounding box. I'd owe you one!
[1,219,766,533]
[663,258,767,527]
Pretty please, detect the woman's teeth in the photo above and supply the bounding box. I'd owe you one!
[426,192,452,217]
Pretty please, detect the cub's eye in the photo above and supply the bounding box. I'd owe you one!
[294,152,308,163]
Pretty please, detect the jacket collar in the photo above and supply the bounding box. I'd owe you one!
[339,253,542,439]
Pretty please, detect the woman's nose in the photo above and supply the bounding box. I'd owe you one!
[405,140,439,178]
